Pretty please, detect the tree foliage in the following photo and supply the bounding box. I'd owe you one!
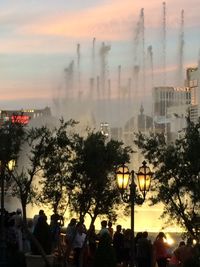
[9,125,50,221]
[1,118,132,228]
[68,131,131,224]
[38,119,77,216]
[0,120,24,163]
[135,117,200,237]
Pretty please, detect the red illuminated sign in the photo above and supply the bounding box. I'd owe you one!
[11,115,30,124]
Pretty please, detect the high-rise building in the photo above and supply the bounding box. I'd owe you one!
[186,67,200,123]
[153,86,191,139]
[153,86,191,118]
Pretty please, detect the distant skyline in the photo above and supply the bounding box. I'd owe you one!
[0,0,200,110]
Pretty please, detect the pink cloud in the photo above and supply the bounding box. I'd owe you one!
[2,0,199,53]
[17,0,164,40]
[18,0,200,41]
[0,79,52,100]
[0,90,46,101]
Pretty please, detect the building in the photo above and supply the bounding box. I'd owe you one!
[153,86,191,139]
[153,86,191,118]
[0,107,51,126]
[186,67,200,123]
[186,67,199,105]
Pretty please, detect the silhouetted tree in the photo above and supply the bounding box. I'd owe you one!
[69,131,132,225]
[38,119,77,217]
[135,117,200,238]
[0,119,52,266]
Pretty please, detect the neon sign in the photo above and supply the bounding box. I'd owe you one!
[11,115,30,124]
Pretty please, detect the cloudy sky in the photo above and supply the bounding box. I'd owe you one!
[0,0,200,110]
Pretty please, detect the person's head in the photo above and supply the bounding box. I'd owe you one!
[136,232,143,240]
[39,209,44,216]
[157,232,166,240]
[69,218,76,226]
[101,220,107,228]
[116,225,122,232]
[142,231,148,238]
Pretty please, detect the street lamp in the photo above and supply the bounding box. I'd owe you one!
[7,160,16,172]
[116,160,153,267]
[0,159,16,267]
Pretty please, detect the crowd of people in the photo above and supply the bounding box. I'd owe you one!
[1,208,200,267]
[64,218,200,267]
[1,207,64,266]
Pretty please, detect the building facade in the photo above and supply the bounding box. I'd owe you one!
[186,67,200,123]
[0,107,51,126]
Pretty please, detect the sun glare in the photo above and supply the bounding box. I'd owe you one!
[165,233,175,246]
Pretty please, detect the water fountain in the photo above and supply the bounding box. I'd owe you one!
[52,2,191,146]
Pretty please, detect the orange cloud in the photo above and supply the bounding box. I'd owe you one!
[18,0,161,41]
[0,81,52,100]
[2,0,199,53]
[19,0,199,41]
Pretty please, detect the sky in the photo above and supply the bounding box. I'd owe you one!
[0,0,200,110]
[1,0,200,233]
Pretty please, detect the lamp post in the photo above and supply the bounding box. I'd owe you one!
[0,159,15,267]
[116,161,153,267]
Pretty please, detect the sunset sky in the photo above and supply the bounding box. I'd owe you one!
[0,0,200,110]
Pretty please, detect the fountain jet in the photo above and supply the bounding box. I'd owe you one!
[177,10,184,86]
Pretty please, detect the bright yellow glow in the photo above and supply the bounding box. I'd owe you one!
[165,233,174,245]
[145,175,151,190]
[24,202,184,234]
[116,166,130,190]
[137,162,152,193]
[8,160,16,171]
[193,239,197,245]
[138,174,145,191]
[137,173,151,192]
[23,109,34,113]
